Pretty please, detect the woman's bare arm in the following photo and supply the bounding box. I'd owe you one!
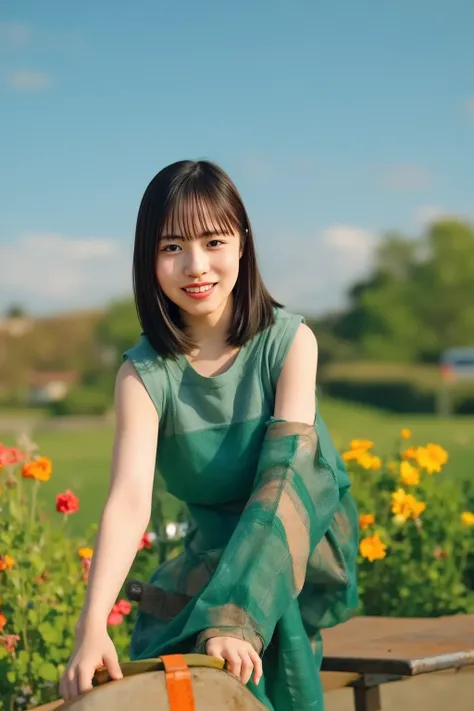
[273,323,318,424]
[77,359,159,634]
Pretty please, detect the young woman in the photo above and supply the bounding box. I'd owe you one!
[59,160,358,710]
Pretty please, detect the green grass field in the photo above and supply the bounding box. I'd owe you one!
[1,397,473,536]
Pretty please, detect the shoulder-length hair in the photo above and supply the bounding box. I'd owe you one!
[132,159,281,357]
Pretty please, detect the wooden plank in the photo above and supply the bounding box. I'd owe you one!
[33,667,267,710]
[321,615,474,676]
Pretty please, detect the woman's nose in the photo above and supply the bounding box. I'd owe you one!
[184,247,208,277]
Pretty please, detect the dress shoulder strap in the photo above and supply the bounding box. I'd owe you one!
[123,335,167,416]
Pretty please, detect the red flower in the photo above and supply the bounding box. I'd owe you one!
[138,532,152,551]
[107,610,123,626]
[0,445,25,468]
[56,490,79,514]
[107,598,131,626]
[0,634,20,654]
[81,557,91,582]
[115,599,131,615]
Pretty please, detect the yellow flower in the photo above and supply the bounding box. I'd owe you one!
[400,428,412,439]
[426,443,448,466]
[359,514,375,530]
[400,461,420,487]
[359,534,387,562]
[342,449,361,462]
[78,547,94,559]
[357,451,375,469]
[410,499,427,518]
[350,439,374,451]
[0,555,15,571]
[393,514,408,525]
[342,449,381,470]
[461,512,474,526]
[415,444,448,474]
[391,488,426,520]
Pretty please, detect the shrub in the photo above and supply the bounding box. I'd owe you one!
[0,438,181,709]
[347,431,474,616]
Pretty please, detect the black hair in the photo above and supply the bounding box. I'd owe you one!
[132,159,281,357]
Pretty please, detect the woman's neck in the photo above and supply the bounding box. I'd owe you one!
[182,294,234,353]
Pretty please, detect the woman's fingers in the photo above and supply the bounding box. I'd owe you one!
[77,665,94,694]
[206,636,262,686]
[248,647,263,685]
[239,653,254,685]
[60,669,78,702]
[226,652,242,680]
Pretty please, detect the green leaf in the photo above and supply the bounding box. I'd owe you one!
[27,609,38,625]
[38,621,61,645]
[7,500,23,523]
[38,662,58,681]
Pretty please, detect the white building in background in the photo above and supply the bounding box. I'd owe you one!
[27,371,80,405]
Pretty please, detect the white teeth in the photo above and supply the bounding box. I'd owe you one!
[184,284,214,293]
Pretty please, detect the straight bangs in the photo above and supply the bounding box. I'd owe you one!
[159,174,243,243]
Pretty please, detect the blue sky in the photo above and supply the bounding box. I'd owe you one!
[1,1,473,316]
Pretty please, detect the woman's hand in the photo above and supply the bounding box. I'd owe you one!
[59,627,123,701]
[206,636,262,686]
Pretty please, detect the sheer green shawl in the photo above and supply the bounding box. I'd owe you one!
[129,416,358,710]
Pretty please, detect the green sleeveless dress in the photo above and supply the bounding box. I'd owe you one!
[124,308,358,711]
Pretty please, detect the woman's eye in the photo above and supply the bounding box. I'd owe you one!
[208,239,224,248]
[162,244,181,253]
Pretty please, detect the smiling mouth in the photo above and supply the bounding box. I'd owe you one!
[182,283,216,294]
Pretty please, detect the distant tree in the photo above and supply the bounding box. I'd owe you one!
[96,298,141,363]
[335,219,474,362]
[5,303,27,318]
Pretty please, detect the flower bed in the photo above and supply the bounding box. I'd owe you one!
[1,430,474,708]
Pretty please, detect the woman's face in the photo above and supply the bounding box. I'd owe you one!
[156,210,242,320]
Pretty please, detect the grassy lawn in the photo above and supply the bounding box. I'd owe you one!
[1,397,473,536]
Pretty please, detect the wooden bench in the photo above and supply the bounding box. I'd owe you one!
[321,614,474,710]
[34,614,474,710]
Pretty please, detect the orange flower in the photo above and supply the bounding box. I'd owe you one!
[359,534,387,562]
[22,456,52,482]
[400,428,412,439]
[0,613,6,631]
[0,555,15,571]
[78,547,94,559]
[400,461,420,486]
[359,514,375,530]
[401,446,418,460]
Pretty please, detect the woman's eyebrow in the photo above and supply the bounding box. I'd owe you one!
[160,229,225,241]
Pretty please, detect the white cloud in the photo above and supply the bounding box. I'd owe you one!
[379,163,434,191]
[414,204,448,228]
[259,224,375,315]
[0,22,33,50]
[4,69,52,91]
[0,233,132,313]
[0,226,376,318]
